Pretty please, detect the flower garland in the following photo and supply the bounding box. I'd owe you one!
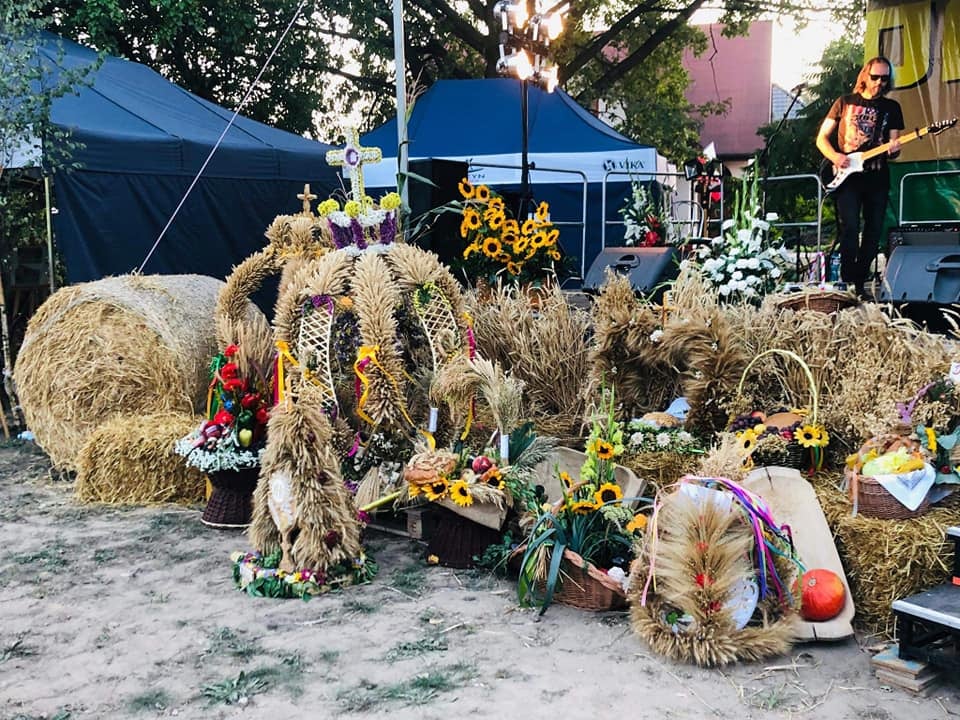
[232,548,377,600]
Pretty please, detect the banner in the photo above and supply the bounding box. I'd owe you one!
[866,0,960,161]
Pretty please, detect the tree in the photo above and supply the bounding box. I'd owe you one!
[37,0,862,162]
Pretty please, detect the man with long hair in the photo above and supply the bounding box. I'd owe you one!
[816,56,903,301]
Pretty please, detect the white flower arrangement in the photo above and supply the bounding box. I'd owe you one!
[693,163,789,302]
[620,181,670,247]
[625,421,703,454]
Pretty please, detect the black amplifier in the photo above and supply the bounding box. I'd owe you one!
[888,224,960,248]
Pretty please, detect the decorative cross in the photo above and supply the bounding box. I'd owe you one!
[325,126,382,204]
[297,184,317,215]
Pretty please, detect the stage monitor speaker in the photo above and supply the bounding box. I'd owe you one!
[880,245,960,304]
[888,224,960,249]
[407,159,469,266]
[583,247,679,294]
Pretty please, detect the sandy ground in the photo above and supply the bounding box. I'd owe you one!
[1,439,958,720]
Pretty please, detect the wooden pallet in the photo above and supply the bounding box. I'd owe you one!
[871,645,940,694]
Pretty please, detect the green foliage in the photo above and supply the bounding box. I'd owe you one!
[200,671,268,706]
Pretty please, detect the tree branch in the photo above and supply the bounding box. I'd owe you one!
[574,0,708,101]
[562,0,663,81]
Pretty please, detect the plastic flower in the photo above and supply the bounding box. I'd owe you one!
[594,482,623,506]
[796,425,822,448]
[449,479,474,507]
[626,513,648,533]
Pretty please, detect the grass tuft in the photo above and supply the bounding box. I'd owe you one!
[337,662,477,713]
[127,689,171,712]
[200,671,268,705]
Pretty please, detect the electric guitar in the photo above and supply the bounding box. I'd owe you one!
[820,117,957,192]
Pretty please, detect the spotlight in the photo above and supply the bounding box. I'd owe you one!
[535,63,559,93]
[497,50,533,80]
[494,0,528,29]
[541,11,564,40]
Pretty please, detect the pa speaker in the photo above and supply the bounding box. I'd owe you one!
[407,159,469,266]
[888,224,960,249]
[880,245,960,303]
[583,247,679,294]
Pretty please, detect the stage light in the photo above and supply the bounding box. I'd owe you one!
[494,0,528,29]
[542,11,564,40]
[497,50,533,80]
[535,63,559,93]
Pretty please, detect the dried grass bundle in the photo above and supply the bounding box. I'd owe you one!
[75,411,205,505]
[15,274,225,471]
[630,488,797,665]
[249,386,362,569]
[814,472,960,636]
[468,283,591,435]
[620,451,701,491]
[695,434,750,483]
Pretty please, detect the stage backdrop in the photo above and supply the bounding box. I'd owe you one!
[866,0,960,225]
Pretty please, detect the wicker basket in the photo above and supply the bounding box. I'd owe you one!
[538,549,628,611]
[845,468,932,520]
[202,467,259,528]
[774,290,859,315]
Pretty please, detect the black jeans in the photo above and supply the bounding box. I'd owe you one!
[833,168,889,289]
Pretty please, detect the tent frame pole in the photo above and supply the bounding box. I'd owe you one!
[393,0,409,222]
[520,77,531,219]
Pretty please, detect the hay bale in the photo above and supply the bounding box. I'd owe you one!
[814,472,960,636]
[75,411,206,504]
[15,274,265,471]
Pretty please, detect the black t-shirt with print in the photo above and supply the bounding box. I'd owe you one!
[826,93,904,172]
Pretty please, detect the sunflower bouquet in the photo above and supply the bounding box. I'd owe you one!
[729,409,830,472]
[517,389,650,613]
[454,178,565,287]
[403,447,510,510]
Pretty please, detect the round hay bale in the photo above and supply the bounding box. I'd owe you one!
[15,274,265,471]
[75,411,206,505]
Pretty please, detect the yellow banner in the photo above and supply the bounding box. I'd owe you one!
[866,0,960,160]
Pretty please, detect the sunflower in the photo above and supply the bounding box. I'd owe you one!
[503,219,520,235]
[458,178,475,199]
[570,499,598,514]
[424,477,450,501]
[462,242,480,259]
[449,479,474,507]
[547,248,561,261]
[487,211,505,230]
[482,237,502,257]
[530,230,549,248]
[407,482,422,498]
[480,467,502,485]
[589,438,616,460]
[513,235,529,254]
[535,200,550,221]
[626,513,648,533]
[544,228,560,246]
[463,208,481,230]
[459,218,471,238]
[496,251,512,263]
[521,218,537,235]
[796,425,822,448]
[736,427,757,453]
[488,197,505,212]
[506,261,522,275]
[559,471,573,488]
[502,229,519,247]
[594,482,623,506]
[475,184,491,202]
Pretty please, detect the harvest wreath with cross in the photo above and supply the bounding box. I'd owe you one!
[226,125,484,595]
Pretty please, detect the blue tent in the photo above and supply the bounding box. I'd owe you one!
[361,79,662,279]
[28,32,339,283]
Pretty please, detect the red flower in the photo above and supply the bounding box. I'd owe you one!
[256,407,270,425]
[222,378,244,393]
[642,230,660,247]
[224,344,239,357]
[241,392,260,409]
[220,362,239,379]
[695,573,714,588]
[213,409,234,426]
[709,190,722,203]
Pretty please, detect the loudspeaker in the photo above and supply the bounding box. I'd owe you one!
[583,247,679,294]
[888,224,960,249]
[407,159,469,266]
[880,245,960,303]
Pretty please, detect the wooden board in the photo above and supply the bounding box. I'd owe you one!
[533,447,647,507]
[744,466,856,641]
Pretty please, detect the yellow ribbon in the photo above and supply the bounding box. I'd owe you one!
[353,344,419,430]
[275,339,333,402]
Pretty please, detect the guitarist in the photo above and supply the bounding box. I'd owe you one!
[816,56,903,301]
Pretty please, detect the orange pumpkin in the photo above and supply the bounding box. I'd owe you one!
[799,568,846,621]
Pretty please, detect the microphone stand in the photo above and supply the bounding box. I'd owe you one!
[757,85,805,279]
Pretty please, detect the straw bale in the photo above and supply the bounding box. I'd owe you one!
[620,451,701,490]
[814,472,960,636]
[15,274,264,471]
[75,411,205,504]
